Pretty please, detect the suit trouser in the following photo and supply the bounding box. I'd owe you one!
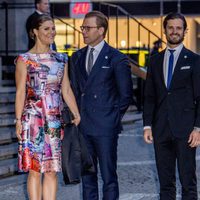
[153,127,197,200]
[82,134,119,200]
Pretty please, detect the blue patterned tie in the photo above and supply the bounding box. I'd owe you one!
[167,49,175,89]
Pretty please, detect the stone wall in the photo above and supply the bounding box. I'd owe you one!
[15,4,35,52]
[0,0,34,55]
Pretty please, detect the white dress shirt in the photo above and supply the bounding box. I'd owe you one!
[85,40,105,72]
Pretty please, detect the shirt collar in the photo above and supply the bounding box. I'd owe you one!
[36,10,43,15]
[88,40,105,53]
[166,43,183,54]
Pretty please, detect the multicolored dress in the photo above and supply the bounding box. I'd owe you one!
[16,51,67,173]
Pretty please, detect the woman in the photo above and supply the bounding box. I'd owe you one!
[15,14,80,200]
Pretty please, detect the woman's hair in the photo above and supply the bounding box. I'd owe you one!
[29,14,53,41]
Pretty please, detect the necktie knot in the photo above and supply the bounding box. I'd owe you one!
[90,48,95,53]
[168,49,175,54]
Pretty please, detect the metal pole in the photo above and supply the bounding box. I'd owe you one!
[78,33,80,49]
[116,8,118,49]
[73,19,76,46]
[98,3,101,12]
[5,2,8,57]
[177,0,181,13]
[138,24,140,52]
[127,15,130,51]
[66,24,68,47]
[148,31,150,53]
[160,0,163,41]
[107,5,110,44]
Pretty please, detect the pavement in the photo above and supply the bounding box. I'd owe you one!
[0,111,200,200]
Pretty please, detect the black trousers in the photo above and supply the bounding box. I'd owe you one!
[153,126,197,200]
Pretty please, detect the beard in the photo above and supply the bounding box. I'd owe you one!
[167,34,184,45]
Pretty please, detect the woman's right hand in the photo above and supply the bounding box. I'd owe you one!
[16,120,22,141]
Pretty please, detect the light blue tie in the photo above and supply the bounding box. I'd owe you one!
[167,49,175,89]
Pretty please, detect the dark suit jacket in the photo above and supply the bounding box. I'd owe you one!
[26,11,40,50]
[143,46,200,140]
[70,42,133,136]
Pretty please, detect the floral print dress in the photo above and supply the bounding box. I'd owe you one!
[16,51,67,173]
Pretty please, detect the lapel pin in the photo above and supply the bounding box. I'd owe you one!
[105,56,108,59]
[184,55,187,59]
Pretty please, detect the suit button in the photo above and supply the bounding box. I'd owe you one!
[168,92,171,95]
[81,93,85,97]
[94,95,97,99]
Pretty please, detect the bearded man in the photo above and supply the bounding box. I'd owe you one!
[143,12,200,200]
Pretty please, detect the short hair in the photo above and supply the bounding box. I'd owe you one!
[85,11,108,37]
[35,0,42,8]
[29,14,53,41]
[163,12,187,31]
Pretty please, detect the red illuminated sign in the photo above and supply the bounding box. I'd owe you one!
[72,2,91,15]
[70,1,92,18]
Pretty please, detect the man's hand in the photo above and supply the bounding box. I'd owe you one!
[188,129,200,148]
[143,129,153,144]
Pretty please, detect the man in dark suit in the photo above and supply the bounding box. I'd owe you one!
[26,0,50,49]
[143,13,200,200]
[69,11,133,200]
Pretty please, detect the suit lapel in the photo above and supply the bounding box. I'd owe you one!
[156,50,166,88]
[170,47,187,88]
[79,47,88,81]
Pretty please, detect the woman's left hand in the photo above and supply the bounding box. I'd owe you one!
[71,113,81,126]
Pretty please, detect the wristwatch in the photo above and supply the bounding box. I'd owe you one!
[14,118,21,124]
